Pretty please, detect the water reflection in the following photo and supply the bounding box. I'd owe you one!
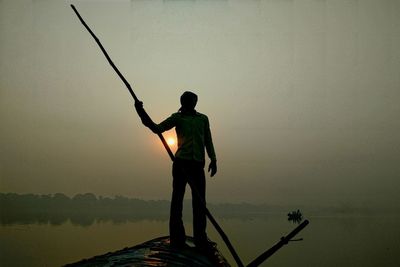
[0,193,168,226]
[0,193,278,227]
[0,207,172,226]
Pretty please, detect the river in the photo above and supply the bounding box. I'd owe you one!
[1,213,399,266]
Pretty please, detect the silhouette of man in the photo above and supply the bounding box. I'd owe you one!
[135,91,217,249]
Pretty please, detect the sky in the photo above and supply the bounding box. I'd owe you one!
[1,0,399,208]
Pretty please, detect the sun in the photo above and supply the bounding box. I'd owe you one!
[167,137,176,146]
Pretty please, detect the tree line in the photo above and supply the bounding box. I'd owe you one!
[0,192,275,226]
[0,193,171,226]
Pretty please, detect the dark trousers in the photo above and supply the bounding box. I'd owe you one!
[170,158,207,246]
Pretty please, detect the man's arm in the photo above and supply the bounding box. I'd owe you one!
[134,101,159,133]
[134,101,176,134]
[204,116,217,177]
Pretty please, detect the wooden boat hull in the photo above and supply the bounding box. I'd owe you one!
[64,236,230,267]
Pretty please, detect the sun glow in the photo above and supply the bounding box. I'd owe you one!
[167,137,176,146]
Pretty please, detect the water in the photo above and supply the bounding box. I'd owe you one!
[1,214,399,266]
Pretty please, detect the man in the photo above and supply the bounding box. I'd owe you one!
[135,91,217,249]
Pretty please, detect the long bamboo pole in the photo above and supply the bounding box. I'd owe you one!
[70,5,244,267]
[247,220,310,267]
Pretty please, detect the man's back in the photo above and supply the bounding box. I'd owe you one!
[156,111,216,162]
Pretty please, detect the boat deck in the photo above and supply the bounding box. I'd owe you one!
[64,236,231,267]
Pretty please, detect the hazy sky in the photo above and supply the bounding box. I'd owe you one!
[1,0,399,207]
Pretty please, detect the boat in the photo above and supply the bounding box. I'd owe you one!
[65,219,309,267]
[64,236,230,267]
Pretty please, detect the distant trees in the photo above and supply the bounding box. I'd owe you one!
[0,193,170,226]
[0,192,290,226]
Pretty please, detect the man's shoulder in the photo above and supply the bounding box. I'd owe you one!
[171,111,211,129]
[172,111,208,120]
[195,112,208,120]
[171,112,180,117]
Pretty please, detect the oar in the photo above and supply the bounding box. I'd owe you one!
[247,219,310,267]
[70,5,244,267]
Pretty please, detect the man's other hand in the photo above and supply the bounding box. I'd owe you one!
[208,160,217,177]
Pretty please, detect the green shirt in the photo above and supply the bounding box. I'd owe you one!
[155,111,216,162]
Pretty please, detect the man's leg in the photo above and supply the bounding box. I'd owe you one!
[170,159,187,246]
[191,161,207,246]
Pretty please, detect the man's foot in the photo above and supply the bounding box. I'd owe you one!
[195,240,216,255]
[170,241,190,249]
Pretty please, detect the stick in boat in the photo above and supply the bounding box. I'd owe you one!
[70,5,244,267]
[246,219,310,267]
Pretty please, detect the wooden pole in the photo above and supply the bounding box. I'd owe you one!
[246,220,310,267]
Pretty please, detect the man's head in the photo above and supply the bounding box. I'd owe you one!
[180,91,198,111]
